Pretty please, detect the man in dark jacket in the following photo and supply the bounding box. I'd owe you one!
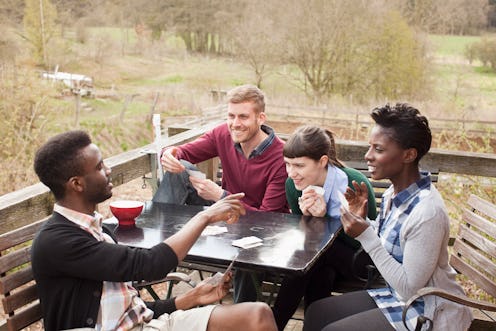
[32,130,277,331]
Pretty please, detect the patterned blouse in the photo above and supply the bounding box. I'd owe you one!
[367,174,432,330]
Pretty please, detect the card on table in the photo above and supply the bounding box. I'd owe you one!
[201,225,228,236]
[232,236,263,249]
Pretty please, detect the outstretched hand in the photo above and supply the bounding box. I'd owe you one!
[340,181,370,238]
[202,193,246,224]
[344,181,368,218]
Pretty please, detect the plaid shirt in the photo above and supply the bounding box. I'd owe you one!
[367,174,432,330]
[54,204,153,331]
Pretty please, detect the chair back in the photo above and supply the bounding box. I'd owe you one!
[450,194,496,298]
[0,219,46,331]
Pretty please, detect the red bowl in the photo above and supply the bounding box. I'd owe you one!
[109,200,144,228]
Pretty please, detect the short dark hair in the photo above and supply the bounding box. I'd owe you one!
[34,130,92,200]
[371,103,431,164]
[283,125,344,168]
[226,84,265,113]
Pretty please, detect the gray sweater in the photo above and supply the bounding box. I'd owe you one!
[357,184,472,330]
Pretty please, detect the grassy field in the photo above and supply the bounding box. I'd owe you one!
[425,34,496,120]
[65,30,496,122]
[2,28,495,190]
[428,34,482,56]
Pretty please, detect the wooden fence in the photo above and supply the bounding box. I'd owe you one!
[197,103,496,138]
[1,121,495,235]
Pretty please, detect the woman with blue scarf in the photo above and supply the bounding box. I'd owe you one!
[303,104,472,331]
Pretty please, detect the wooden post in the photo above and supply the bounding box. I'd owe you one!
[74,85,81,127]
[120,94,137,123]
[148,92,160,120]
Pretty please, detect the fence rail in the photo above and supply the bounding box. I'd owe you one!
[1,121,495,235]
[193,103,495,138]
[267,104,496,131]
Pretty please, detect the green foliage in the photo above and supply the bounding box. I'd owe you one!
[280,2,430,102]
[429,34,482,57]
[465,37,496,70]
[131,75,184,86]
[0,26,19,63]
[365,11,430,100]
[75,20,89,44]
[23,0,58,67]
[402,0,489,35]
[0,0,25,25]
[0,68,52,192]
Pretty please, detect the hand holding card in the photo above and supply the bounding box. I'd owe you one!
[187,169,207,180]
[207,253,237,286]
[338,192,350,212]
[303,185,325,196]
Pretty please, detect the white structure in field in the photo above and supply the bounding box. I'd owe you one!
[41,70,93,96]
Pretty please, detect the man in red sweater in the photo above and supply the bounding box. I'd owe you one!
[154,84,289,302]
[154,84,288,212]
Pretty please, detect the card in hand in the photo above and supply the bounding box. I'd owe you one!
[338,192,350,211]
[207,254,237,286]
[187,169,207,179]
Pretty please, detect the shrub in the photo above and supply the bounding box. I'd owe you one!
[465,38,496,70]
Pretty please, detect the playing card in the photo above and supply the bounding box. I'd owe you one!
[187,169,207,180]
[303,185,325,195]
[338,191,350,211]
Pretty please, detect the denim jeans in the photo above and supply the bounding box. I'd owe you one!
[152,160,212,206]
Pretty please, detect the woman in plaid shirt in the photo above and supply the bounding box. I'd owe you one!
[303,104,472,331]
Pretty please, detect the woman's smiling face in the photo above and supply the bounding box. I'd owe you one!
[365,125,408,182]
[284,155,328,190]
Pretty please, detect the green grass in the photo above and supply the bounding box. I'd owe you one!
[128,75,184,86]
[85,98,150,116]
[87,26,138,44]
[428,34,484,57]
[425,34,496,117]
[31,31,496,128]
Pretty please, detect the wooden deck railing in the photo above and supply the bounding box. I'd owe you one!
[1,121,495,235]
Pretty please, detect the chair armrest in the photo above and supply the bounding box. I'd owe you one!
[402,286,496,331]
[163,272,194,284]
[135,272,196,289]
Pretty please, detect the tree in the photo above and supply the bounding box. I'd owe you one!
[278,0,430,102]
[0,0,25,26]
[134,0,236,54]
[0,68,51,193]
[52,0,94,37]
[23,0,58,67]
[401,0,489,35]
[365,11,430,100]
[223,0,281,87]
[0,26,20,65]
[466,38,496,71]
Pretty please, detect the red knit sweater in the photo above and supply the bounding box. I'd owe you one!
[175,123,289,213]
